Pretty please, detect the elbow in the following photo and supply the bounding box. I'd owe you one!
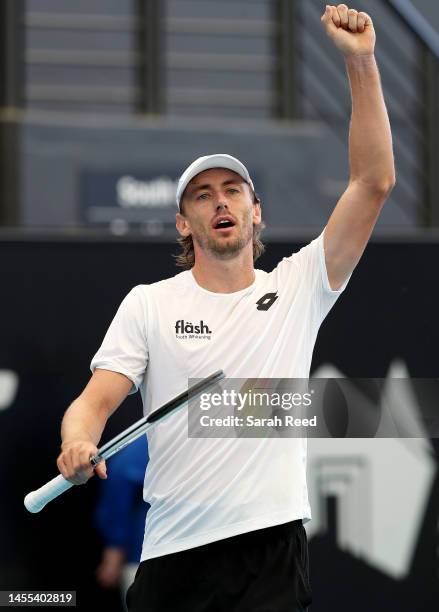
[353,175,396,200]
[373,167,397,196]
[381,175,396,195]
[374,180,395,202]
[371,179,396,209]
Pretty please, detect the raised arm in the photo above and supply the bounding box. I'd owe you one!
[320,5,396,290]
[57,369,133,484]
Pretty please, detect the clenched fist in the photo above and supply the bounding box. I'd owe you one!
[321,4,375,57]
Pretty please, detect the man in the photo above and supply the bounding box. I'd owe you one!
[57,5,395,611]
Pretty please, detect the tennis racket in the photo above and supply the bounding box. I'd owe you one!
[24,370,224,513]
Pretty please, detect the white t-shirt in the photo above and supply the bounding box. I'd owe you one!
[91,229,350,560]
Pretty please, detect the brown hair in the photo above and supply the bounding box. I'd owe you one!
[174,192,265,269]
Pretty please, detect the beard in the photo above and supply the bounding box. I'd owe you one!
[192,219,253,260]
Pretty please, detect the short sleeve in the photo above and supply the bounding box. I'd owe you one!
[90,285,148,394]
[278,227,352,326]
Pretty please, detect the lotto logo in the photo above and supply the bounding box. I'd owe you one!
[256,292,278,311]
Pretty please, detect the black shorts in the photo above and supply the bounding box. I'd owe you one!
[126,520,312,612]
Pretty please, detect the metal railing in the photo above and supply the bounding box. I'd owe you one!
[286,0,439,227]
[375,0,439,226]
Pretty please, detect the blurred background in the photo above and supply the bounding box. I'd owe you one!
[0,0,438,610]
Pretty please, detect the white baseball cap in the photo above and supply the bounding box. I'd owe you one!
[176,154,255,210]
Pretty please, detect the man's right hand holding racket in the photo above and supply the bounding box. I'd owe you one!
[57,440,108,485]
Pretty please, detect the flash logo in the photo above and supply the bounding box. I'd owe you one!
[175,320,212,334]
[256,292,278,311]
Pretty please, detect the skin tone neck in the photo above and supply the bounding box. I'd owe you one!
[176,168,262,294]
[191,233,255,294]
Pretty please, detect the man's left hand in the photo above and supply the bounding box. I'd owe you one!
[321,4,376,57]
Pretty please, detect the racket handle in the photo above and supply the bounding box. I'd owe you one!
[24,474,74,513]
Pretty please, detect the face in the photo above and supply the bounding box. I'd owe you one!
[176,168,261,261]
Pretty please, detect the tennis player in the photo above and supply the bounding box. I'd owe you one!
[56,5,395,611]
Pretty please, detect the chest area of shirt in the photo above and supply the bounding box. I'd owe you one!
[149,286,285,351]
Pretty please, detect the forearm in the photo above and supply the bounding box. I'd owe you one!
[61,397,108,448]
[60,370,132,449]
[58,370,131,483]
[345,54,395,190]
